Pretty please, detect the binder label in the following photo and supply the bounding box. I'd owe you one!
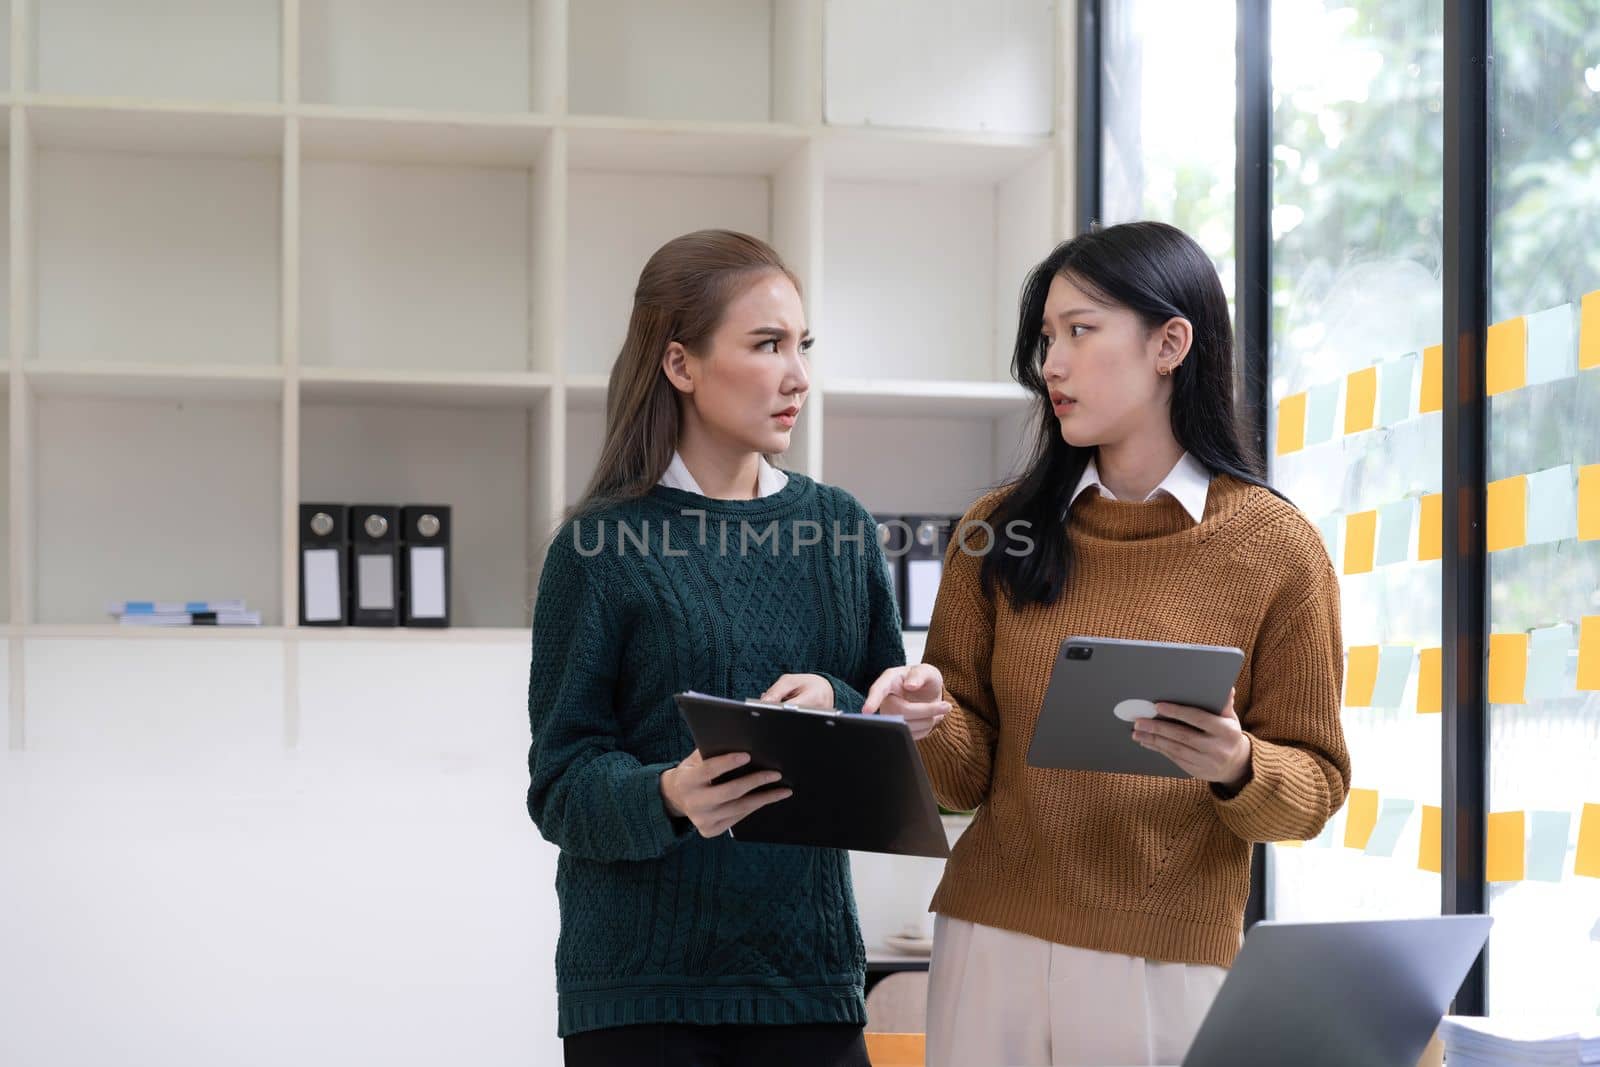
[409,546,447,620]
[303,548,343,623]
[357,554,396,611]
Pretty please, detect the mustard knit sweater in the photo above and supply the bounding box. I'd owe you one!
[915,474,1350,969]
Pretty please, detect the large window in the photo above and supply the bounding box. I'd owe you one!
[1265,0,1444,923]
[1090,0,1600,1014]
[1099,0,1236,305]
[1483,4,1600,1018]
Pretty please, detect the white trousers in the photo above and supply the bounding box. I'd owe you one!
[925,914,1228,1067]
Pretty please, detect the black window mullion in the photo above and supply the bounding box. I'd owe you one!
[1441,0,1491,1018]
[1076,0,1102,233]
[1235,0,1272,929]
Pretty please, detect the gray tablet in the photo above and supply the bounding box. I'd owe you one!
[1025,635,1244,778]
[675,691,951,859]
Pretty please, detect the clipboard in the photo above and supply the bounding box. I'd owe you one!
[674,691,951,858]
[1026,636,1245,778]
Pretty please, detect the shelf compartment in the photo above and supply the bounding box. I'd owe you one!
[32,0,282,104]
[35,392,284,625]
[300,154,539,373]
[564,168,772,377]
[299,394,554,629]
[823,0,1055,136]
[822,406,1034,517]
[568,0,781,124]
[821,148,1054,386]
[300,0,560,113]
[34,139,281,368]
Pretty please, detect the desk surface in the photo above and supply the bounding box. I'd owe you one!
[866,947,931,970]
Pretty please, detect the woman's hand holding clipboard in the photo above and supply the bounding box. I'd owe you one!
[672,690,952,857]
[660,750,792,839]
[660,673,830,838]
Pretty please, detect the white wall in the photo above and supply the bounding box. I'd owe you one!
[0,638,564,1066]
[0,636,944,1065]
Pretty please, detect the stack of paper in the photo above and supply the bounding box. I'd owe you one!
[106,601,262,627]
[1439,1016,1600,1066]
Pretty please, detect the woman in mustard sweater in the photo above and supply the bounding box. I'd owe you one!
[865,222,1350,1067]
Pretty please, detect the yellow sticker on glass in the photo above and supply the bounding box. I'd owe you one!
[1485,317,1528,396]
[1344,789,1380,850]
[1344,646,1380,707]
[1576,803,1600,879]
[1418,493,1443,561]
[1486,475,1528,552]
[1419,805,1442,873]
[1578,616,1600,692]
[1344,367,1378,434]
[1420,345,1444,413]
[1579,290,1600,371]
[1276,392,1307,456]
[1579,464,1600,542]
[1343,510,1378,574]
[1417,647,1443,714]
[1486,811,1527,883]
[1488,632,1530,705]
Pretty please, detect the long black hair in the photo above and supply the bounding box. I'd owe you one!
[980,221,1273,610]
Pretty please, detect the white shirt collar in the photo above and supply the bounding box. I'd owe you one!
[658,451,789,499]
[1071,451,1211,524]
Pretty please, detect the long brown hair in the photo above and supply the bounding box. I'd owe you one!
[571,229,801,517]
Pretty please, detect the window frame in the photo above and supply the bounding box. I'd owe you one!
[1082,0,1495,1014]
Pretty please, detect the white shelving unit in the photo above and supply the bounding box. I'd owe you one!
[3,0,1076,742]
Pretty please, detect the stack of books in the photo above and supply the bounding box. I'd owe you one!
[106,600,263,627]
[1439,1016,1600,1066]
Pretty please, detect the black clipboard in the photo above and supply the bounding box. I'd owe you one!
[674,692,950,858]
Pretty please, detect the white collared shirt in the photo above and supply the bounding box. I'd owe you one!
[1071,451,1211,524]
[658,451,789,499]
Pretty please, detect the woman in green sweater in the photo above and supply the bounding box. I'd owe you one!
[526,230,914,1066]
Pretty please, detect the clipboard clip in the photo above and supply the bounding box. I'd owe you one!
[742,697,841,715]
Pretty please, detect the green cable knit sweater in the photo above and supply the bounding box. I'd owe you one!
[525,472,906,1037]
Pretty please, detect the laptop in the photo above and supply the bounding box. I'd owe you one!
[1182,915,1493,1067]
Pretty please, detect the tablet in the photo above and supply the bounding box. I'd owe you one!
[1025,636,1245,778]
[674,691,950,858]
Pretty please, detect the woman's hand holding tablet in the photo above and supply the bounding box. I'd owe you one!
[1026,636,1247,780]
[1131,687,1253,791]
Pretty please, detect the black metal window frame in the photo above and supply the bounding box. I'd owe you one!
[1079,0,1493,1015]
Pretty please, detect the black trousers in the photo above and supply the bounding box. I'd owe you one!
[563,1022,872,1067]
